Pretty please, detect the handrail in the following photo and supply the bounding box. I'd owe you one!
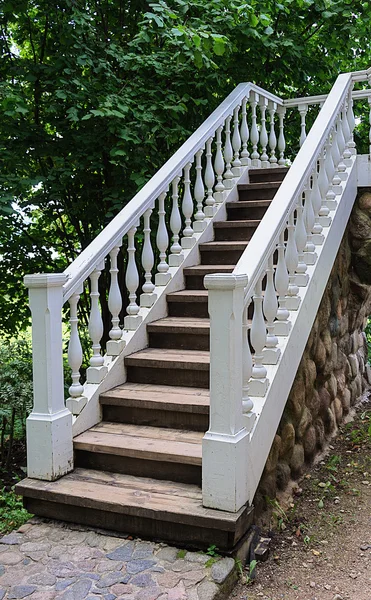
[284,88,371,108]
[233,72,353,296]
[62,82,283,301]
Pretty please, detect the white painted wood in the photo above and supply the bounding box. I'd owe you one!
[285,207,300,309]
[295,193,309,286]
[298,103,308,147]
[140,208,157,307]
[277,105,286,165]
[155,191,171,286]
[124,226,142,330]
[204,138,216,218]
[259,96,269,167]
[107,246,123,341]
[268,101,278,165]
[311,163,324,244]
[23,273,73,480]
[213,124,225,203]
[303,178,317,263]
[274,230,290,335]
[249,276,269,396]
[169,175,184,265]
[87,264,108,383]
[250,91,260,166]
[242,303,254,414]
[181,162,197,247]
[368,97,371,156]
[240,97,250,166]
[262,251,280,364]
[66,289,87,415]
[223,116,234,188]
[193,149,207,232]
[356,154,371,186]
[232,105,242,177]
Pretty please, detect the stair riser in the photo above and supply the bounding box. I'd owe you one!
[102,405,209,432]
[23,498,247,551]
[149,331,209,350]
[168,301,209,319]
[249,170,287,184]
[75,450,202,485]
[214,226,257,242]
[238,187,278,201]
[200,249,245,265]
[127,365,209,388]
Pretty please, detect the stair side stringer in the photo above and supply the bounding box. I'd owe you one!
[72,168,253,437]
[245,157,357,504]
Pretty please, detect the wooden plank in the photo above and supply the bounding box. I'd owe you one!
[100,384,210,412]
[90,422,204,444]
[125,348,210,370]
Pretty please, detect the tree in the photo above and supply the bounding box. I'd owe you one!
[0,0,370,336]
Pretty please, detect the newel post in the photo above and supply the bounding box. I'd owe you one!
[202,273,251,513]
[24,273,73,480]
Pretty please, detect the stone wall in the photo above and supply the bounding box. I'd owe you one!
[255,189,371,515]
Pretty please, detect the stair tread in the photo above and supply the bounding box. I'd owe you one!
[74,422,203,465]
[234,200,271,207]
[199,241,249,249]
[126,347,210,369]
[215,218,261,226]
[238,181,280,190]
[183,265,235,274]
[148,317,210,333]
[17,468,248,529]
[100,383,209,412]
[167,290,208,301]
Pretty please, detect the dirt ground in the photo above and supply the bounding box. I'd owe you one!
[230,396,371,600]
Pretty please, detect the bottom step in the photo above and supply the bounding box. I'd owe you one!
[16,469,254,551]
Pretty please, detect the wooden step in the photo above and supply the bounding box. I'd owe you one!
[232,199,271,220]
[226,200,269,222]
[148,317,210,350]
[184,264,234,289]
[238,181,280,201]
[248,167,288,184]
[214,219,260,240]
[199,241,248,264]
[167,290,209,318]
[74,422,203,485]
[100,383,209,431]
[125,347,210,389]
[16,469,254,550]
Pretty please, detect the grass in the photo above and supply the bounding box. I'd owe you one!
[0,486,31,535]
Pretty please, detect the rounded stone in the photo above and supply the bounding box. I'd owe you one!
[348,353,359,378]
[265,435,281,473]
[276,462,291,490]
[297,407,312,441]
[0,552,23,565]
[314,338,326,369]
[349,206,371,239]
[303,359,317,389]
[340,388,351,413]
[322,330,332,355]
[290,444,305,478]
[314,418,325,448]
[323,407,337,434]
[333,397,343,424]
[307,389,320,415]
[358,191,371,212]
[211,557,235,584]
[279,423,295,459]
[303,425,317,459]
[318,387,331,410]
[327,374,338,400]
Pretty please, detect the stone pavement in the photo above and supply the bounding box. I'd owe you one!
[0,518,237,600]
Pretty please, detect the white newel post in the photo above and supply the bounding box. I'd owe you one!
[203,273,251,512]
[24,273,73,481]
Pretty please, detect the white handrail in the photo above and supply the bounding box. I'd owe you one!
[233,72,353,296]
[62,82,283,301]
[284,88,371,108]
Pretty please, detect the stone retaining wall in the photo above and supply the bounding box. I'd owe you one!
[255,189,371,515]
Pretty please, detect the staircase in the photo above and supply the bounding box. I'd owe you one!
[16,69,371,552]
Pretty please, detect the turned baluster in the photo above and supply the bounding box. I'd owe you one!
[106,245,126,356]
[336,110,347,176]
[347,90,356,154]
[277,106,286,166]
[250,91,260,166]
[240,97,250,166]
[181,162,196,248]
[249,275,269,397]
[140,208,156,307]
[298,104,308,147]
[325,132,337,210]
[311,163,324,245]
[259,96,269,168]
[242,302,253,412]
[295,193,309,287]
[155,191,171,286]
[232,105,242,177]
[213,125,225,203]
[204,138,216,217]
[331,120,342,189]
[268,101,278,165]
[124,225,142,330]
[66,290,86,414]
[275,230,291,336]
[303,180,317,265]
[285,208,300,310]
[169,175,184,266]
[194,148,207,232]
[342,102,352,163]
[262,252,280,364]
[87,263,108,382]
[318,146,331,227]
[368,97,371,156]
[223,116,234,188]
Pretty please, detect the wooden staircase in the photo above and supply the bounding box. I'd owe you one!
[17,168,288,551]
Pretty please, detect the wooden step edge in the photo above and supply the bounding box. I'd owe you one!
[99,393,210,414]
[214,218,261,226]
[238,181,281,190]
[148,321,210,334]
[183,265,235,274]
[199,241,249,250]
[167,292,208,302]
[125,355,210,371]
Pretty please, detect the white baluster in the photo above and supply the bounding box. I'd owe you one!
[66,289,87,415]
[277,105,286,166]
[331,120,342,190]
[240,97,250,166]
[303,180,317,265]
[262,252,280,365]
[259,96,269,168]
[298,104,308,147]
[204,138,216,217]
[274,230,291,336]
[347,89,356,155]
[336,108,347,178]
[181,162,197,247]
[214,125,225,203]
[124,225,142,330]
[242,303,254,420]
[169,175,184,265]
[268,101,278,166]
[325,132,337,211]
[155,191,171,286]
[342,102,352,165]
[368,97,371,157]
[249,275,269,397]
[193,149,207,232]
[87,262,108,383]
[285,207,300,310]
[223,116,234,188]
[311,164,324,246]
[107,245,126,356]
[232,105,242,177]
[250,91,260,166]
[295,193,309,287]
[140,208,157,308]
[318,146,331,228]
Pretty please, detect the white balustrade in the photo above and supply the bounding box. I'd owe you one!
[106,245,126,355]
[295,193,309,286]
[140,208,157,307]
[268,101,278,165]
[240,97,250,166]
[213,125,225,203]
[66,289,86,415]
[303,180,317,265]
[223,116,234,188]
[250,91,260,166]
[299,104,308,147]
[274,230,291,336]
[285,208,300,310]
[242,303,254,415]
[369,97,371,156]
[204,139,216,218]
[169,176,184,265]
[342,102,352,165]
[347,90,356,154]
[262,252,280,364]
[310,164,324,245]
[259,96,269,168]
[317,146,332,227]
[324,132,337,210]
[87,263,108,383]
[181,162,197,247]
[232,105,242,177]
[124,226,142,330]
[155,191,171,286]
[331,121,342,190]
[277,105,286,165]
[249,276,269,397]
[193,149,207,232]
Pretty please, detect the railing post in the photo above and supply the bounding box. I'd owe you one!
[24,273,73,480]
[203,273,251,512]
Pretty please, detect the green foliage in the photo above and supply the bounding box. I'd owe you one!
[364,317,371,361]
[1,0,371,336]
[0,487,31,534]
